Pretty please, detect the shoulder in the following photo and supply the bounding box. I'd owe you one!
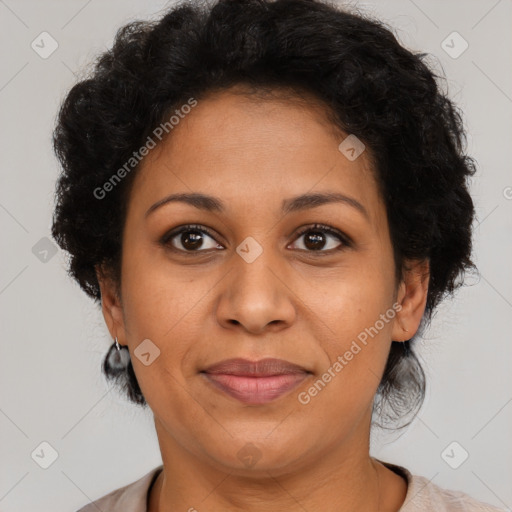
[75,462,506,512]
[76,465,163,512]
[402,473,505,511]
[383,462,506,512]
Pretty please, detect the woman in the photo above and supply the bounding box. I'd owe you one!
[51,0,504,510]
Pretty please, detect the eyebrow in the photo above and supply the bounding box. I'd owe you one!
[145,192,369,220]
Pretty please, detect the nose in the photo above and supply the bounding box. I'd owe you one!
[215,249,297,334]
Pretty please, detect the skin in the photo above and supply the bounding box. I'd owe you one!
[97,85,429,512]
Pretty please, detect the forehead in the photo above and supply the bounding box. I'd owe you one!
[128,87,384,224]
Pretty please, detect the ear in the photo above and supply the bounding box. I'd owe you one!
[391,259,430,342]
[95,264,127,346]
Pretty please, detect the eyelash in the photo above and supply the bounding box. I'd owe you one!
[160,223,352,256]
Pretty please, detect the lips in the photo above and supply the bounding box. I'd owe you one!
[203,358,309,376]
[201,358,311,404]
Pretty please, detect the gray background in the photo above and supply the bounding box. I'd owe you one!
[0,0,511,510]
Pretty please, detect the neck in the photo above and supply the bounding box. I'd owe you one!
[148,415,395,512]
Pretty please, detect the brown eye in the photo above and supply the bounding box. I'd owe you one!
[302,231,329,250]
[290,224,350,252]
[178,230,205,250]
[162,225,223,253]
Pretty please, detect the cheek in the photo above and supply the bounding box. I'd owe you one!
[299,263,395,406]
[121,243,202,339]
[298,311,393,428]
[119,252,216,400]
[308,259,396,344]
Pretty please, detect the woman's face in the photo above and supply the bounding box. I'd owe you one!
[98,86,428,475]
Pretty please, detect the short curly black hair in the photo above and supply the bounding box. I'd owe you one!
[51,0,477,428]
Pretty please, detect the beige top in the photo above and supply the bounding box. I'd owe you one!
[76,461,505,511]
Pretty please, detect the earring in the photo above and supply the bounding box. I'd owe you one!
[107,336,130,371]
